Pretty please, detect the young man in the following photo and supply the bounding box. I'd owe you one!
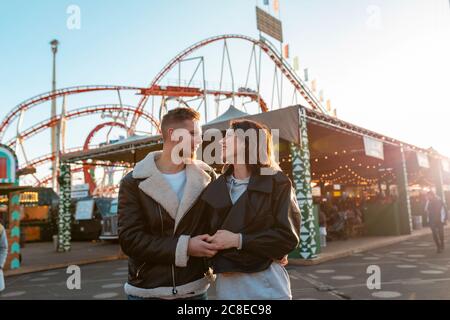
[118,108,217,300]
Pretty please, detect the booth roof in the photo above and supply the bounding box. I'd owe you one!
[61,105,449,165]
[205,105,249,125]
[61,134,163,164]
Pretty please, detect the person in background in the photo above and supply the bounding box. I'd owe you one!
[319,209,328,248]
[425,191,448,253]
[0,222,8,292]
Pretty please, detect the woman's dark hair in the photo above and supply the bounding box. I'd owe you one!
[222,119,279,175]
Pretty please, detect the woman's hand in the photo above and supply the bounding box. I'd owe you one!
[208,230,240,250]
[276,255,289,267]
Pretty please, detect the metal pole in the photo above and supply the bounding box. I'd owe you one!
[50,39,59,192]
[201,57,207,123]
[279,42,283,108]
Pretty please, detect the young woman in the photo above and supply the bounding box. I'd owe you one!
[201,119,301,300]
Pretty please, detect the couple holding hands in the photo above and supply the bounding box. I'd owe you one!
[118,107,300,300]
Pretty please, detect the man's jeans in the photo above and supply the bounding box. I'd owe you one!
[430,224,445,250]
[127,292,208,300]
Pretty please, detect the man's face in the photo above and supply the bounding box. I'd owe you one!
[167,119,202,160]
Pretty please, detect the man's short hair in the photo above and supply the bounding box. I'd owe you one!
[160,107,200,140]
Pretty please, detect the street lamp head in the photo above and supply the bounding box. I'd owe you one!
[50,39,59,53]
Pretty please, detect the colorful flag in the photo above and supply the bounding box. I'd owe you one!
[304,68,309,82]
[311,79,317,92]
[283,44,289,59]
[293,56,299,71]
[274,0,279,13]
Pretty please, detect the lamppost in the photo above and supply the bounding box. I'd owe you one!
[50,39,59,191]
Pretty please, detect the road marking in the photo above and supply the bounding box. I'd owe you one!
[30,277,50,282]
[0,291,27,298]
[101,283,123,289]
[331,276,355,280]
[396,264,417,269]
[372,291,402,299]
[420,270,445,275]
[407,254,426,258]
[93,292,119,299]
[315,269,335,274]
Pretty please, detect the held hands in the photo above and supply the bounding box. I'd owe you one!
[207,230,240,250]
[187,234,219,258]
[187,230,240,259]
[189,231,289,264]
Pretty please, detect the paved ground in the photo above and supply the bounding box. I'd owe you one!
[1,230,449,300]
[4,241,121,277]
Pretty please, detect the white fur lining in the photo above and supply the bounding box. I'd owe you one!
[175,235,191,267]
[124,277,210,299]
[133,151,212,231]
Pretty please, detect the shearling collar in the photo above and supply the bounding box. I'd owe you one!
[132,151,212,231]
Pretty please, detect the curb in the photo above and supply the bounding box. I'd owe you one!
[289,226,446,266]
[4,254,128,278]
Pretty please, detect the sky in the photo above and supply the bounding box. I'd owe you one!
[0,0,449,181]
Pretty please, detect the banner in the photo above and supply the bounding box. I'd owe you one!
[363,136,384,160]
[273,0,279,13]
[442,159,450,173]
[416,152,430,168]
[311,79,317,93]
[284,44,289,59]
[326,99,332,112]
[293,56,299,71]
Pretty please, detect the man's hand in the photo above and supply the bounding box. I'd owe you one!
[207,230,240,250]
[188,234,219,258]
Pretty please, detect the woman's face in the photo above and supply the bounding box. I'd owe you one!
[220,129,245,164]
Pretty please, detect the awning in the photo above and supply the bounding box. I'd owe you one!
[61,134,163,164]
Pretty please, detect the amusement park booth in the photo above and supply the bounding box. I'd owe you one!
[60,105,450,260]
[203,105,450,258]
[0,144,29,271]
[2,187,59,243]
[402,147,450,229]
[60,135,164,246]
